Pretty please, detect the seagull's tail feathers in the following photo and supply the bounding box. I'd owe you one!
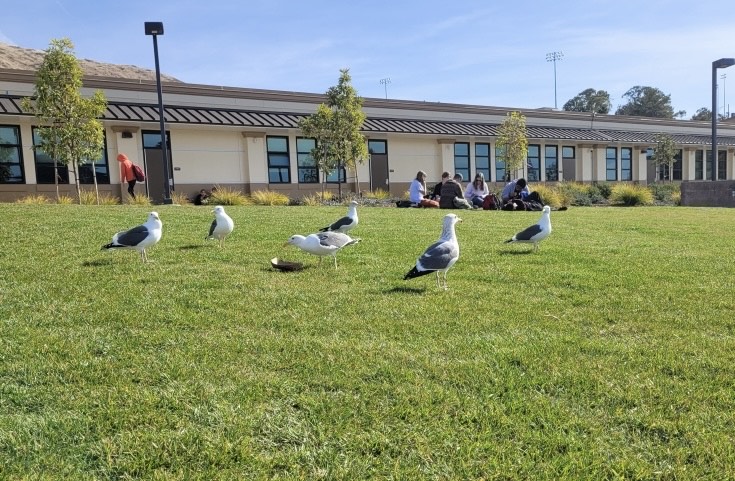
[346,238,361,246]
[318,225,330,232]
[504,237,515,244]
[404,266,433,280]
[102,242,121,250]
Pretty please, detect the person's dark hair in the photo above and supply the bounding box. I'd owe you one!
[516,178,527,189]
[453,173,463,182]
[415,170,426,181]
[441,172,451,179]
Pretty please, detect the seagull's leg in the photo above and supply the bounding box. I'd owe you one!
[141,249,146,263]
[435,272,441,289]
[333,255,338,269]
[442,272,449,290]
[318,256,322,267]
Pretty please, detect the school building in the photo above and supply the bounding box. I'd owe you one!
[2,67,735,203]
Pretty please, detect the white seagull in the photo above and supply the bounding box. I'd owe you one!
[404,213,461,290]
[505,205,552,251]
[102,211,163,263]
[319,200,359,233]
[285,231,360,268]
[205,205,234,247]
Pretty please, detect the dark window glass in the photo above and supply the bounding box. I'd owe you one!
[606,147,617,181]
[695,150,704,180]
[718,150,726,180]
[545,145,558,181]
[326,167,346,183]
[527,144,540,181]
[657,149,682,181]
[267,136,290,184]
[0,125,25,183]
[296,137,318,183]
[475,143,490,180]
[454,142,470,181]
[32,128,69,184]
[495,146,507,182]
[143,131,170,149]
[621,147,632,181]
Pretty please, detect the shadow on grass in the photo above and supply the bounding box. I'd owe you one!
[179,244,207,250]
[82,258,115,267]
[385,285,428,294]
[499,249,535,256]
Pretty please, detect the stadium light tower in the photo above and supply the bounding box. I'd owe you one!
[380,77,391,99]
[546,51,564,109]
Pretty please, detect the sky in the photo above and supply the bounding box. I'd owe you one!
[2,0,734,118]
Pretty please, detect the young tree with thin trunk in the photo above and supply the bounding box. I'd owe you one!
[21,38,107,203]
[495,111,528,181]
[299,69,368,198]
[651,132,678,182]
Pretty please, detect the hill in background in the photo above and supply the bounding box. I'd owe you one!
[0,42,180,82]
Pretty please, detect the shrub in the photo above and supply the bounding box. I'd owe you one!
[56,195,75,205]
[532,184,562,208]
[129,195,153,206]
[78,190,99,205]
[210,187,252,206]
[609,183,654,206]
[171,191,191,205]
[363,188,390,200]
[671,191,682,206]
[15,194,50,204]
[554,182,589,206]
[250,190,290,206]
[593,181,613,199]
[648,182,681,203]
[301,191,334,206]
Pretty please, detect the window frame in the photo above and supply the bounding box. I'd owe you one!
[527,144,540,181]
[296,137,318,184]
[266,135,291,184]
[454,142,470,181]
[0,125,25,184]
[474,143,491,181]
[544,145,558,181]
[606,147,618,181]
[620,147,632,181]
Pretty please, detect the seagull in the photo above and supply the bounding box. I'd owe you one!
[205,205,234,247]
[285,231,360,268]
[319,200,359,233]
[102,211,163,263]
[505,205,552,251]
[404,213,461,290]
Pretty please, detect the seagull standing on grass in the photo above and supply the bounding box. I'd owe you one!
[102,212,162,263]
[505,205,552,251]
[205,205,234,247]
[319,200,359,233]
[285,231,360,268]
[404,213,461,290]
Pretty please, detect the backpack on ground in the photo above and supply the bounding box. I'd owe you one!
[131,164,145,182]
[482,193,502,210]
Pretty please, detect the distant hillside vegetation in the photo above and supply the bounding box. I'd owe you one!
[0,42,180,82]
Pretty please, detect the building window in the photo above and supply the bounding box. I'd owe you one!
[606,147,617,181]
[527,144,540,181]
[718,150,726,180]
[562,146,575,180]
[368,139,386,155]
[621,147,632,181]
[266,136,290,184]
[657,149,682,181]
[326,165,346,183]
[296,137,318,183]
[32,127,69,184]
[495,145,507,182]
[544,145,558,181]
[454,142,470,181]
[695,150,704,180]
[0,125,25,184]
[475,143,490,180]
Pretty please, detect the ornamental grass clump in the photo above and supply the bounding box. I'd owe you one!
[610,183,655,206]
[250,190,290,206]
[209,187,252,206]
[532,184,562,208]
[15,194,50,204]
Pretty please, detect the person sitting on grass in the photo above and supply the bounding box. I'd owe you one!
[465,172,490,208]
[409,171,439,208]
[440,173,473,209]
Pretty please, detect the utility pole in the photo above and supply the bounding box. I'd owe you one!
[380,77,391,99]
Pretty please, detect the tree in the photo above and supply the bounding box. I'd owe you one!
[615,86,685,119]
[495,111,528,181]
[651,132,677,182]
[691,108,712,121]
[563,88,611,114]
[21,38,107,202]
[298,69,368,198]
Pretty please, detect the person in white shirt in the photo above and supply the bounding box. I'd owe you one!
[409,171,439,208]
[465,172,490,207]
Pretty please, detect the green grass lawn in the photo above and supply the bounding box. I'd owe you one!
[1,204,734,480]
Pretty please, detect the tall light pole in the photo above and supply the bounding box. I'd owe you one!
[721,73,727,117]
[144,21,172,204]
[712,58,735,181]
[546,51,563,109]
[380,77,391,99]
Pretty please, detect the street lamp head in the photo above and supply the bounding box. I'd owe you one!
[713,58,735,69]
[145,22,164,36]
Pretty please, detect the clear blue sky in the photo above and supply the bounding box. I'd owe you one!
[2,0,734,118]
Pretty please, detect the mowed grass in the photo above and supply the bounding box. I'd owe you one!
[1,204,734,480]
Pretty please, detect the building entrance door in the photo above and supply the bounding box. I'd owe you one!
[142,130,173,204]
[369,140,388,192]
